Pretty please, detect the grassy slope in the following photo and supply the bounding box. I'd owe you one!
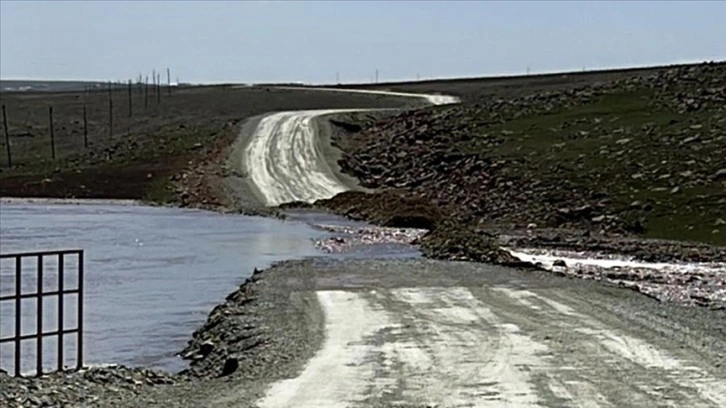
[456,89,725,244]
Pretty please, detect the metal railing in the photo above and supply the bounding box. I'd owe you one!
[0,249,84,377]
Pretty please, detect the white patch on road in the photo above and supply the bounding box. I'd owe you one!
[494,288,578,316]
[498,287,726,407]
[257,290,394,408]
[386,287,549,407]
[274,86,461,106]
[376,288,547,407]
[581,328,726,407]
[258,287,551,408]
[244,109,363,206]
[259,286,726,407]
[243,88,458,206]
[505,248,726,274]
[548,379,612,408]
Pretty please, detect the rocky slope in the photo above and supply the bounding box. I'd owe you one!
[0,366,180,407]
[322,63,726,261]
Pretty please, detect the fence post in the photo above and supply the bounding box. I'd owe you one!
[14,257,21,377]
[108,83,113,138]
[127,79,132,117]
[57,254,65,372]
[2,104,11,167]
[49,106,56,159]
[144,76,149,109]
[77,251,84,370]
[108,98,113,138]
[36,256,44,376]
[83,105,88,148]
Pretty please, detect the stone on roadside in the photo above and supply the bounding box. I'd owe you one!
[553,259,567,268]
[220,357,239,377]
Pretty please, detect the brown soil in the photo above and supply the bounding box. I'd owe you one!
[0,86,420,207]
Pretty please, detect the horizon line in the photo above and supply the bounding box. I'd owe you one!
[1,58,723,87]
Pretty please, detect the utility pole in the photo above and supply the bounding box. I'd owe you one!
[83,105,88,148]
[166,68,171,95]
[336,72,340,84]
[2,105,11,167]
[127,79,132,117]
[375,69,379,84]
[144,75,149,108]
[48,106,55,159]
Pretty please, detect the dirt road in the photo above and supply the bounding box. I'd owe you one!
[240,89,458,206]
[8,257,723,408]
[223,87,726,407]
[198,258,726,408]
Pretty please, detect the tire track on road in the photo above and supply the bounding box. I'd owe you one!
[242,90,458,207]
[256,286,726,408]
[490,287,726,407]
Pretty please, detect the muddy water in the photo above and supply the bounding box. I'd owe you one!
[0,201,328,374]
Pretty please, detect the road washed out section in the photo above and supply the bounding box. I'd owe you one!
[258,285,726,408]
[243,88,458,206]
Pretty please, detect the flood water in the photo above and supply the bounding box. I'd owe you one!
[0,200,327,374]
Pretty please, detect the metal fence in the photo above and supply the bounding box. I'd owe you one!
[0,249,84,377]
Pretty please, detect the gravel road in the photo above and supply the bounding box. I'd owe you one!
[255,260,726,408]
[239,88,458,206]
[6,257,724,407]
[116,258,726,407]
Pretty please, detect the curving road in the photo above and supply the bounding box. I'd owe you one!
[242,89,458,206]
[230,89,726,408]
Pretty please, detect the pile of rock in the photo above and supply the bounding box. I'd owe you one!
[179,271,266,379]
[313,224,427,253]
[0,365,179,408]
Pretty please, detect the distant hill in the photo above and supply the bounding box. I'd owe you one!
[0,79,194,94]
[0,80,115,93]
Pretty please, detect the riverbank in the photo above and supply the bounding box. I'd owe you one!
[2,63,725,406]
[5,257,726,407]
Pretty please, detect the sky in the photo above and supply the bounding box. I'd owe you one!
[1,1,724,84]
